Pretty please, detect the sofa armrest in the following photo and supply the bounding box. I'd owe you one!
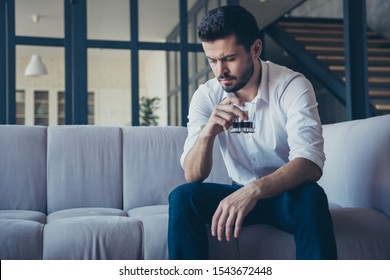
[319,115,390,217]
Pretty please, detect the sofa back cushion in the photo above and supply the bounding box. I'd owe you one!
[0,126,47,212]
[47,126,123,213]
[122,126,230,210]
[319,115,390,217]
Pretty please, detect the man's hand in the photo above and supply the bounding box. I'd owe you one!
[201,96,247,138]
[210,158,323,241]
[211,184,259,241]
[183,96,247,182]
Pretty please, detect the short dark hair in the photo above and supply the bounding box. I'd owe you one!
[197,5,259,51]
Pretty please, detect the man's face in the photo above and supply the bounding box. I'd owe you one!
[202,35,254,93]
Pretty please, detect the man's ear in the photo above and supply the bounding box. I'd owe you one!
[252,39,262,59]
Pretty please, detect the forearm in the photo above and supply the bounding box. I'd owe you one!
[183,133,216,182]
[248,157,323,200]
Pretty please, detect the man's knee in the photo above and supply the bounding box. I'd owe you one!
[291,182,329,209]
[169,182,201,204]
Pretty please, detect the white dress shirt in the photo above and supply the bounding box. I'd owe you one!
[181,60,325,185]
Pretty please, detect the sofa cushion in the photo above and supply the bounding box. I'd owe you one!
[128,205,169,260]
[122,127,188,210]
[47,126,123,213]
[122,126,231,210]
[0,210,46,223]
[222,207,390,260]
[0,219,44,260]
[47,207,128,222]
[131,205,390,260]
[331,207,390,259]
[0,126,47,213]
[43,216,143,260]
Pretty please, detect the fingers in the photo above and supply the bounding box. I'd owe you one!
[224,211,237,241]
[213,100,247,125]
[212,205,232,242]
[211,207,221,238]
[220,96,244,106]
[211,201,240,242]
[234,212,244,239]
[211,185,258,242]
[206,96,248,134]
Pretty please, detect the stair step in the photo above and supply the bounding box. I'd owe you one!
[306,46,390,55]
[329,66,390,73]
[374,104,390,111]
[369,90,390,98]
[317,55,390,63]
[296,37,390,46]
[284,28,377,37]
[278,21,343,29]
[341,76,390,84]
[368,77,390,84]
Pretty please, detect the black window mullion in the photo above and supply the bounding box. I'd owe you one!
[71,0,88,124]
[130,0,139,126]
[343,0,370,120]
[6,0,15,124]
[179,0,188,127]
[0,0,6,124]
[65,0,72,124]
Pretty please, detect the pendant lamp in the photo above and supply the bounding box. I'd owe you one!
[24,54,47,77]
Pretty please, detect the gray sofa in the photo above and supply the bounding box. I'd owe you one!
[1,115,389,260]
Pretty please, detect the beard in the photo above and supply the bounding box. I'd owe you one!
[217,57,254,93]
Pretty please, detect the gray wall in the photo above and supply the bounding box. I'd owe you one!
[291,0,390,38]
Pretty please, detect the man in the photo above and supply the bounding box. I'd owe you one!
[168,5,337,260]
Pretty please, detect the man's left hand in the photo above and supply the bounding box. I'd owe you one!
[211,184,258,241]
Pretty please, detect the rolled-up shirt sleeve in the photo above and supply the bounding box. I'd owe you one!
[281,75,326,171]
[180,85,214,169]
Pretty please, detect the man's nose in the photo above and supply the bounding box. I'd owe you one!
[216,61,228,76]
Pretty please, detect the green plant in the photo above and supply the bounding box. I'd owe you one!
[139,96,161,126]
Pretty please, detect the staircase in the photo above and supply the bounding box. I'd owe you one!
[266,17,390,115]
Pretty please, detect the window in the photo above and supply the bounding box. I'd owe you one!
[167,0,227,125]
[2,0,234,126]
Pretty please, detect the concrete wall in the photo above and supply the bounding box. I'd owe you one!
[291,0,390,38]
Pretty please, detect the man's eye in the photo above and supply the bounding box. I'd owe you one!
[208,59,216,64]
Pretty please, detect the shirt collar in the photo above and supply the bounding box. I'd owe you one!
[257,59,269,104]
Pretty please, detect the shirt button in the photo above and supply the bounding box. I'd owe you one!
[251,155,256,161]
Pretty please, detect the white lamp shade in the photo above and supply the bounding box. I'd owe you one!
[24,54,47,77]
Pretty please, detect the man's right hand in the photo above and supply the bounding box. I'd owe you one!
[183,96,247,182]
[200,96,248,138]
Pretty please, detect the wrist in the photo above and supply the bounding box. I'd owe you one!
[246,180,264,199]
[199,124,218,141]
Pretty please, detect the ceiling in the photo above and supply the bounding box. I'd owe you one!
[15,0,197,42]
[14,0,304,58]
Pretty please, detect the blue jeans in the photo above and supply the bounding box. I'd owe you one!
[168,182,337,260]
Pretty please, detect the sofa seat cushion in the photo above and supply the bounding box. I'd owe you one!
[208,224,295,260]
[128,205,169,260]
[331,207,390,259]
[130,205,390,260]
[46,207,127,222]
[216,207,390,260]
[0,210,46,223]
[0,219,44,259]
[0,210,46,260]
[43,214,143,260]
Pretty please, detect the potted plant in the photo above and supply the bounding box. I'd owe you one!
[139,96,161,126]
